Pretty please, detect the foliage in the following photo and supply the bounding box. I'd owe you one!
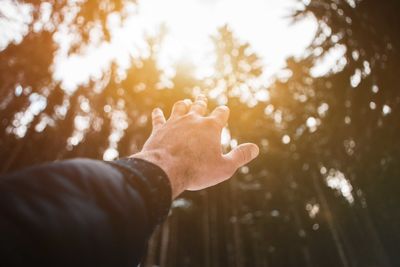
[1,0,399,266]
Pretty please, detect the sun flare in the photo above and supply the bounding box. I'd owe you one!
[55,0,317,90]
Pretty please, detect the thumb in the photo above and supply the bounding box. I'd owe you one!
[224,143,259,168]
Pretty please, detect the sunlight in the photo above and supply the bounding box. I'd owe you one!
[322,167,355,204]
[55,0,318,90]
[133,0,318,78]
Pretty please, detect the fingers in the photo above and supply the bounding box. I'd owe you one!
[169,95,208,120]
[190,94,208,116]
[209,105,230,127]
[152,108,166,130]
[170,99,192,119]
[224,143,259,168]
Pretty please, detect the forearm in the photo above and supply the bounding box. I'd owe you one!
[0,158,171,267]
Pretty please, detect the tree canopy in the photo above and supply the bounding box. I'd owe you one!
[1,0,399,266]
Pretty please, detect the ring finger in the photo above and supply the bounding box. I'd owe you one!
[190,95,208,116]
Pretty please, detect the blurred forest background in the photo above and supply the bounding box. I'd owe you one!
[1,0,400,266]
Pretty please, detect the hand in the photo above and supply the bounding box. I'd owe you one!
[131,95,259,199]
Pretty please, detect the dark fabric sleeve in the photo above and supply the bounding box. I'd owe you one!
[0,158,172,267]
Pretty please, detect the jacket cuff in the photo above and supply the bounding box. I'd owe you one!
[107,158,172,228]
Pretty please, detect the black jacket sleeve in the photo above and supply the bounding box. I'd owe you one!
[0,158,172,267]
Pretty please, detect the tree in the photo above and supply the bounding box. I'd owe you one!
[144,1,400,266]
[1,0,400,266]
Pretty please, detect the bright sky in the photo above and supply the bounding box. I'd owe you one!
[55,0,318,91]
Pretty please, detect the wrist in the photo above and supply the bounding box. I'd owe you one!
[131,150,185,198]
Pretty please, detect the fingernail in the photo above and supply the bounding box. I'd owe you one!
[197,94,207,102]
[196,100,207,106]
[153,108,161,114]
[219,105,230,112]
[183,99,192,106]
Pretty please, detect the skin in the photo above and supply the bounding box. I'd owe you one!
[132,95,259,199]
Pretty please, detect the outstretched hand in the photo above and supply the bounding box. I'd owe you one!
[132,95,259,199]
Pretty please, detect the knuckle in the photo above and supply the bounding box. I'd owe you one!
[197,94,207,101]
[172,101,188,113]
[153,117,164,123]
[217,105,229,112]
[184,112,198,120]
[174,100,186,107]
[183,99,192,106]
[152,113,163,119]
[215,106,229,116]
[203,117,222,129]
[237,146,248,163]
